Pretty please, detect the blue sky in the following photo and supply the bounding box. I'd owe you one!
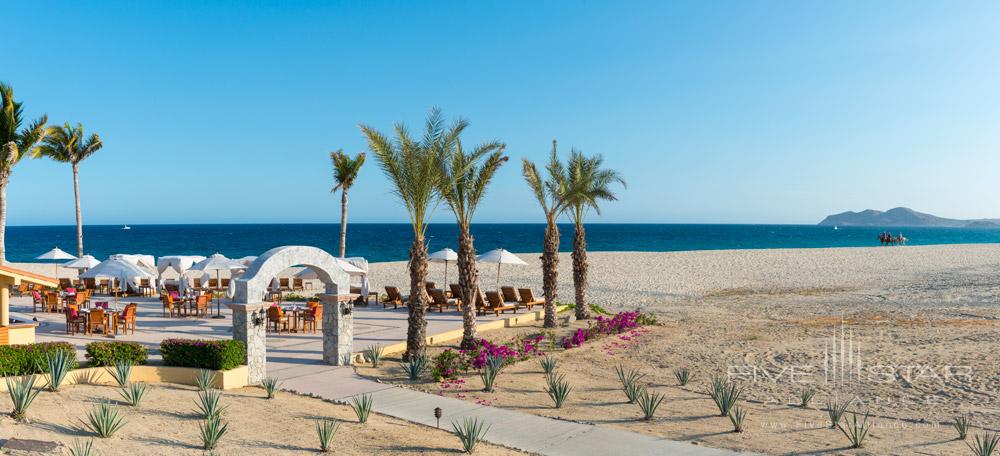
[6,1,1000,225]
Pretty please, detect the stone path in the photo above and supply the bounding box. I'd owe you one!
[271,361,757,456]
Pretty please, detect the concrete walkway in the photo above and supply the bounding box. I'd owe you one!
[271,361,756,456]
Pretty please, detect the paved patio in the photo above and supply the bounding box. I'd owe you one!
[9,294,510,366]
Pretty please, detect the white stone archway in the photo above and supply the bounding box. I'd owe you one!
[228,246,357,384]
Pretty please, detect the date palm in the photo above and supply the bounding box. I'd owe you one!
[522,141,568,328]
[0,82,49,263]
[38,123,103,257]
[361,108,459,360]
[330,150,366,257]
[564,150,625,319]
[439,133,507,347]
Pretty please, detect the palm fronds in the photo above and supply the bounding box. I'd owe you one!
[330,150,366,192]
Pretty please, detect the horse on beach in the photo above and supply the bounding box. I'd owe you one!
[878,231,907,246]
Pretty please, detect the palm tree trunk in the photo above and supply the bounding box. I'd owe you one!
[339,190,348,257]
[0,177,7,264]
[72,163,84,257]
[457,226,478,347]
[405,237,429,361]
[572,222,589,320]
[542,219,559,328]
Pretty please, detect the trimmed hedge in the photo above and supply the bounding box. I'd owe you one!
[85,341,149,367]
[160,339,245,371]
[0,342,78,376]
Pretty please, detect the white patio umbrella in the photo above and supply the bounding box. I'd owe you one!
[63,255,100,271]
[190,253,246,318]
[36,247,77,277]
[80,257,155,311]
[429,248,458,287]
[476,249,527,292]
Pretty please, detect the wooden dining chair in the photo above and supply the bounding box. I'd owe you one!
[299,304,322,333]
[87,308,109,336]
[45,292,60,313]
[267,306,290,334]
[117,303,138,335]
[65,304,86,335]
[194,294,210,318]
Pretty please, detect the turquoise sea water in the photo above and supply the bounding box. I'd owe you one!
[8,223,1000,264]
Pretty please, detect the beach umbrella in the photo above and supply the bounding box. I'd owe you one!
[190,253,246,318]
[80,257,155,311]
[476,249,527,292]
[63,255,100,270]
[36,247,77,278]
[429,248,458,286]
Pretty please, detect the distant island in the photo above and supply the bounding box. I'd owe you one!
[818,207,1000,228]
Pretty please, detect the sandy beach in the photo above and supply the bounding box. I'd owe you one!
[360,243,1000,455]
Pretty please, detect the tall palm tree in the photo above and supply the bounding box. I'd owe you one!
[38,123,103,258]
[564,150,625,320]
[439,134,507,347]
[330,150,366,257]
[361,108,459,360]
[0,82,49,263]
[522,140,568,328]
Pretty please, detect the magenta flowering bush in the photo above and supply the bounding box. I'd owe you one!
[432,335,545,382]
[561,310,649,350]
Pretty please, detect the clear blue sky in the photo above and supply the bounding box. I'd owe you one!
[6,1,1000,226]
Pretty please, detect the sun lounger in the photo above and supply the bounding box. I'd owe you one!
[484,291,517,316]
[429,288,460,313]
[383,286,405,309]
[517,288,544,310]
[500,286,520,305]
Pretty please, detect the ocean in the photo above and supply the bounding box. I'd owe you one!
[7,223,1000,264]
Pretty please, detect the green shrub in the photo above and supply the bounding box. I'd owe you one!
[160,339,245,371]
[84,341,148,367]
[0,342,77,376]
[432,349,467,381]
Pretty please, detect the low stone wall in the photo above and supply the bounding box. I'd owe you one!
[0,365,249,392]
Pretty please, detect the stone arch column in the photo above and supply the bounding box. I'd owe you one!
[228,246,355,384]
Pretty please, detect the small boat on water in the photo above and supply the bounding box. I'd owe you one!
[121,225,131,230]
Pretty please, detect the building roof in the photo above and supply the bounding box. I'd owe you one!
[0,264,59,287]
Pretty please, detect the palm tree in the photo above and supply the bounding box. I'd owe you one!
[522,140,568,328]
[38,123,103,258]
[564,150,625,320]
[0,82,49,263]
[361,108,459,360]
[330,150,366,257]
[439,133,507,347]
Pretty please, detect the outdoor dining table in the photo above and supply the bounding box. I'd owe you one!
[281,305,312,333]
[78,308,118,337]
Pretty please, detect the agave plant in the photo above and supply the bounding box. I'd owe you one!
[118,382,149,407]
[195,389,225,419]
[637,389,664,421]
[400,355,428,381]
[969,432,1000,456]
[261,377,280,399]
[84,401,127,438]
[838,412,871,449]
[545,373,571,408]
[615,364,644,403]
[955,415,971,440]
[6,375,42,422]
[480,355,504,393]
[799,389,817,408]
[68,439,95,456]
[349,393,373,424]
[364,344,384,368]
[195,369,217,391]
[539,355,557,375]
[707,376,743,417]
[673,367,691,386]
[106,360,133,387]
[42,349,74,392]
[316,419,340,452]
[452,417,491,454]
[825,396,852,429]
[199,415,229,450]
[729,406,748,432]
